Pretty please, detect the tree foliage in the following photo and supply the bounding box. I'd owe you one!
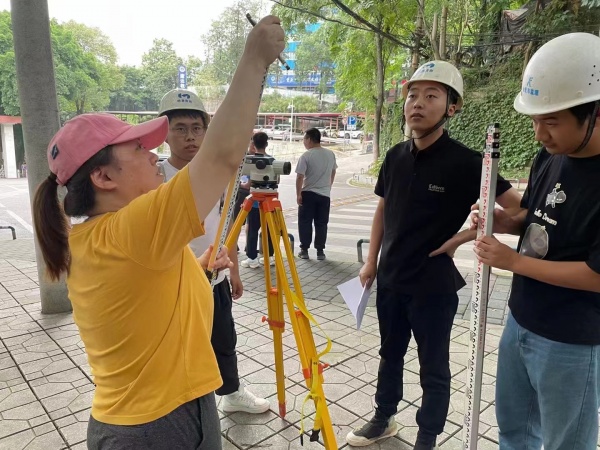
[201,0,265,84]
[0,11,124,118]
[259,92,319,112]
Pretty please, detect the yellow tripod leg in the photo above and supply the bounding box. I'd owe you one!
[264,207,338,450]
[259,206,287,418]
[224,197,250,252]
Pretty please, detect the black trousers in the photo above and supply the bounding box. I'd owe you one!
[246,207,273,260]
[211,278,240,396]
[374,285,459,444]
[298,190,330,251]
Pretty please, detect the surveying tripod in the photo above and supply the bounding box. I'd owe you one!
[224,188,338,449]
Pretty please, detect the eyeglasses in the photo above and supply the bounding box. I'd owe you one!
[171,126,206,137]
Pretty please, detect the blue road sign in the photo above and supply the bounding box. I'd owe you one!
[178,65,187,89]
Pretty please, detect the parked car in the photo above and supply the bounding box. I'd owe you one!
[263,124,292,140]
[342,129,364,139]
[316,126,338,138]
[282,127,304,141]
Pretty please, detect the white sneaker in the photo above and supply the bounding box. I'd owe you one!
[259,256,275,266]
[240,258,259,269]
[221,385,270,414]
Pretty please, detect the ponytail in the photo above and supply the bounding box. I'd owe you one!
[33,173,70,281]
[32,145,114,281]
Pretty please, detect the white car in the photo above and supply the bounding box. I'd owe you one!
[263,124,291,140]
[342,129,363,139]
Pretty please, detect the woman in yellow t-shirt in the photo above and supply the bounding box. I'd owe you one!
[31,17,285,450]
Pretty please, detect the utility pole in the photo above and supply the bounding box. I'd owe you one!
[11,0,71,313]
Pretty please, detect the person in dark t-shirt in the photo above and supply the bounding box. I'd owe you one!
[473,33,600,450]
[345,61,521,449]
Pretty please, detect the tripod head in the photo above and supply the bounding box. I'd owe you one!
[243,153,291,190]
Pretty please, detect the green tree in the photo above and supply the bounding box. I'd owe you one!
[201,0,264,84]
[0,12,124,117]
[293,25,335,102]
[275,0,415,159]
[140,38,183,109]
[108,65,154,111]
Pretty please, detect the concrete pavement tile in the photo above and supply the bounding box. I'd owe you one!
[483,424,499,442]
[220,415,236,432]
[322,381,355,402]
[227,410,278,425]
[252,433,319,449]
[10,289,42,307]
[0,310,42,340]
[0,297,20,310]
[0,416,31,440]
[35,381,93,418]
[44,326,81,348]
[0,428,66,450]
[225,423,277,448]
[479,402,498,430]
[0,388,36,412]
[236,357,264,378]
[19,355,77,382]
[336,390,374,418]
[1,400,47,421]
[54,409,89,447]
[28,312,74,331]
[221,437,240,450]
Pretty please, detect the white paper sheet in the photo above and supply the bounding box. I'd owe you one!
[337,276,371,330]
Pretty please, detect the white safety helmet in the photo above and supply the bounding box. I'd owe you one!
[158,88,207,116]
[402,60,464,111]
[514,33,600,115]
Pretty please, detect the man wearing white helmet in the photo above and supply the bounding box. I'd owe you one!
[158,88,270,415]
[346,61,521,448]
[473,32,600,449]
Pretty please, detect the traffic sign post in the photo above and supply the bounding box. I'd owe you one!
[347,115,357,131]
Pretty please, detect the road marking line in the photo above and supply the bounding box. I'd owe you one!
[6,210,33,234]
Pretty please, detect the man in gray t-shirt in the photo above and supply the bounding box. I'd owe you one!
[295,128,337,260]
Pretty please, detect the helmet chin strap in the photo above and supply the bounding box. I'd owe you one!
[571,101,599,155]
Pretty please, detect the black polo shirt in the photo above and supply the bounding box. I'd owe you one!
[375,131,512,295]
[509,149,600,345]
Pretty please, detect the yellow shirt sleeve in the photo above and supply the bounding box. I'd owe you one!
[108,165,204,270]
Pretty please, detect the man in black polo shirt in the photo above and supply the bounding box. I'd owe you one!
[346,61,521,448]
[473,33,600,450]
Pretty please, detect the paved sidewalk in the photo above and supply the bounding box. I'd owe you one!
[0,236,597,449]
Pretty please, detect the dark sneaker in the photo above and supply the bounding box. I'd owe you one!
[414,433,438,450]
[414,441,438,450]
[346,412,398,447]
[298,249,309,259]
[317,251,326,261]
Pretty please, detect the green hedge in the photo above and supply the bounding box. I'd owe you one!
[448,80,539,176]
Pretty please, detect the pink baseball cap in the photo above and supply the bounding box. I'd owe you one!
[48,113,169,186]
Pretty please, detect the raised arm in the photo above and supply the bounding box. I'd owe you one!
[188,17,285,220]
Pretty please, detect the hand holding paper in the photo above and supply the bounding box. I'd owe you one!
[337,276,371,330]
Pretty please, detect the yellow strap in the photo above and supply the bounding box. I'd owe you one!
[291,292,332,442]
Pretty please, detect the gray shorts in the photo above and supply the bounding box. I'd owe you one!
[87,393,221,450]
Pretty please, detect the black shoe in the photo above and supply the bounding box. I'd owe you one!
[346,411,398,447]
[414,434,438,450]
[316,251,326,261]
[298,249,309,259]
